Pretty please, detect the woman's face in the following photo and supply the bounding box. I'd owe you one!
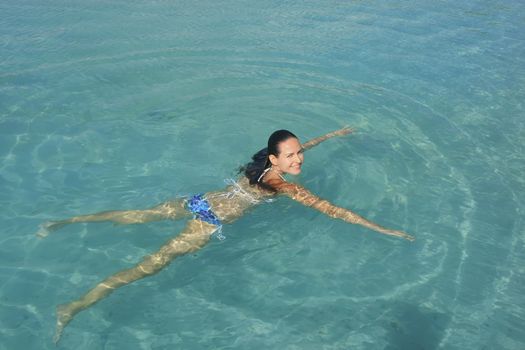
[269,137,304,175]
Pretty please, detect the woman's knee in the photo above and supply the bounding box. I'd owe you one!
[138,254,170,275]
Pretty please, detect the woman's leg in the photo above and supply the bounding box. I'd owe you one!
[37,199,190,237]
[54,219,218,343]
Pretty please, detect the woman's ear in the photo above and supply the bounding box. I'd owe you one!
[269,154,278,166]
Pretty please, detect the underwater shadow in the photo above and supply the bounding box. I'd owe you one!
[384,302,451,350]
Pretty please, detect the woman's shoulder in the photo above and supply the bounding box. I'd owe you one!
[237,175,307,198]
[264,177,302,194]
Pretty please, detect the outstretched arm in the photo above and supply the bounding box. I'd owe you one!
[301,126,355,151]
[268,179,414,241]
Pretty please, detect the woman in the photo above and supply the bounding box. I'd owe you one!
[43,127,414,343]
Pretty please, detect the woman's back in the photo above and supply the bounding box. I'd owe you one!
[206,176,275,224]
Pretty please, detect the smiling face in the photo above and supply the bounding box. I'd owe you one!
[269,137,304,175]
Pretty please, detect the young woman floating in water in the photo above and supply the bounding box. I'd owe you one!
[41,127,414,343]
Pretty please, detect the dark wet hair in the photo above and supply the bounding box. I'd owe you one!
[240,130,298,189]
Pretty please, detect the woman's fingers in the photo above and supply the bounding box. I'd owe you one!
[386,229,415,241]
[403,233,416,241]
[334,126,355,136]
[397,231,415,241]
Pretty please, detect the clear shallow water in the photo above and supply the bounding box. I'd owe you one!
[1,0,524,349]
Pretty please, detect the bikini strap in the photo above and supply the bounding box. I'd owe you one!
[257,167,286,183]
[257,167,272,183]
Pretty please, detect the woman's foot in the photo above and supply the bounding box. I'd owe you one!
[53,303,75,344]
[36,221,68,238]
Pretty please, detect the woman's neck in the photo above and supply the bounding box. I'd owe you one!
[267,167,285,181]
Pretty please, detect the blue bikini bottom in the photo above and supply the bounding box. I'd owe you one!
[186,194,224,239]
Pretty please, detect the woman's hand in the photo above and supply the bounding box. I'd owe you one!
[330,126,355,137]
[302,126,355,150]
[384,229,415,241]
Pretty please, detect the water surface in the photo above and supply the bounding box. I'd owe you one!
[1,0,524,349]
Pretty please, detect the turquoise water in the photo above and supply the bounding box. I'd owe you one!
[1,0,524,348]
